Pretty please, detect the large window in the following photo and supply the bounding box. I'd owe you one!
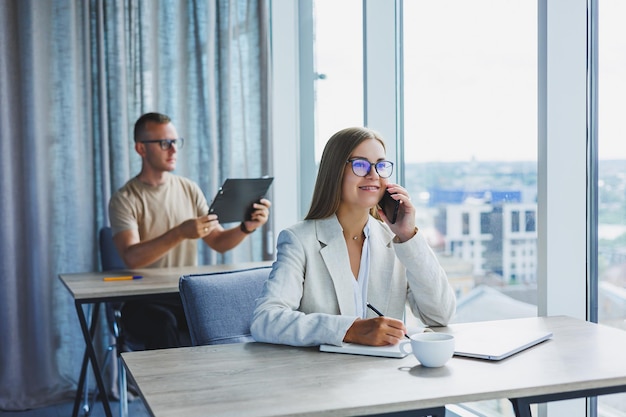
[598,1,626,414]
[402,3,537,415]
[403,0,537,319]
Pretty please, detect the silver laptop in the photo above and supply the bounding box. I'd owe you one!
[452,322,553,361]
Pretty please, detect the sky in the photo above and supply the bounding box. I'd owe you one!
[313,0,626,163]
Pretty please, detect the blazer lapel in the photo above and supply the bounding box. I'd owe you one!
[317,216,356,315]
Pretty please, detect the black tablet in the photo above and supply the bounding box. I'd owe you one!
[208,177,274,223]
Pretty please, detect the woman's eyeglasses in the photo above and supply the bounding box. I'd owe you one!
[139,138,185,150]
[346,158,394,178]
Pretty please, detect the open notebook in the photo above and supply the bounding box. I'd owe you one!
[320,342,409,358]
[319,327,430,358]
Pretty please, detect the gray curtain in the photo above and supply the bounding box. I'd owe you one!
[0,0,269,410]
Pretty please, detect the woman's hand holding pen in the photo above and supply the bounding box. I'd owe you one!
[343,316,408,346]
[382,184,417,243]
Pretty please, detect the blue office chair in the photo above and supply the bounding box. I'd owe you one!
[98,226,134,417]
[179,266,272,346]
[99,227,126,340]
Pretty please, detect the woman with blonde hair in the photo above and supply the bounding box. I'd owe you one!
[251,127,455,347]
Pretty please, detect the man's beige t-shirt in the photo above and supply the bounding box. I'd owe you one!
[109,174,209,268]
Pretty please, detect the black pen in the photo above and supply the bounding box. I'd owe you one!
[366,303,411,339]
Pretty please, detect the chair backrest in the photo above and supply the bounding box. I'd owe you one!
[99,226,126,271]
[98,226,129,340]
[179,266,272,346]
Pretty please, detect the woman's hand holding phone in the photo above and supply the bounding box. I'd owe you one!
[379,184,417,242]
[379,189,399,224]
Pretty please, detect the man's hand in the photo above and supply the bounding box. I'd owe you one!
[241,198,272,233]
[344,317,408,346]
[179,214,219,239]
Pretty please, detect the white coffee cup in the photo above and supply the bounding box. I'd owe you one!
[400,332,455,367]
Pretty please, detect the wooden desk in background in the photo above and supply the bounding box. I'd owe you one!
[59,261,272,417]
[122,316,626,417]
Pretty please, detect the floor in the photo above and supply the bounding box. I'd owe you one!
[0,398,150,417]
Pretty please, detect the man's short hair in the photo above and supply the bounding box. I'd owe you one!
[134,112,172,142]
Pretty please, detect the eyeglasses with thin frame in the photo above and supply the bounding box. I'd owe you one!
[346,158,394,178]
[139,138,185,150]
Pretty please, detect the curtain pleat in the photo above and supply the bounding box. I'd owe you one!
[0,0,269,410]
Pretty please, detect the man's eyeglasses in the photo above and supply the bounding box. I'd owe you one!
[346,158,394,178]
[139,138,185,150]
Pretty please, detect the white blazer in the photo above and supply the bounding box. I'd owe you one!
[250,215,456,347]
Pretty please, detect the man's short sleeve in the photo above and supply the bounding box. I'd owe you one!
[109,189,139,236]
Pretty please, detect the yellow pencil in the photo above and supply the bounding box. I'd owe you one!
[103,275,143,282]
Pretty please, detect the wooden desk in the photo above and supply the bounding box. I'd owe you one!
[121,316,626,417]
[59,261,272,417]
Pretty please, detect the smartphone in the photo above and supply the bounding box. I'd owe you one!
[378,189,399,224]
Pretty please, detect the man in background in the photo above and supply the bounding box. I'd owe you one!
[109,112,271,349]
